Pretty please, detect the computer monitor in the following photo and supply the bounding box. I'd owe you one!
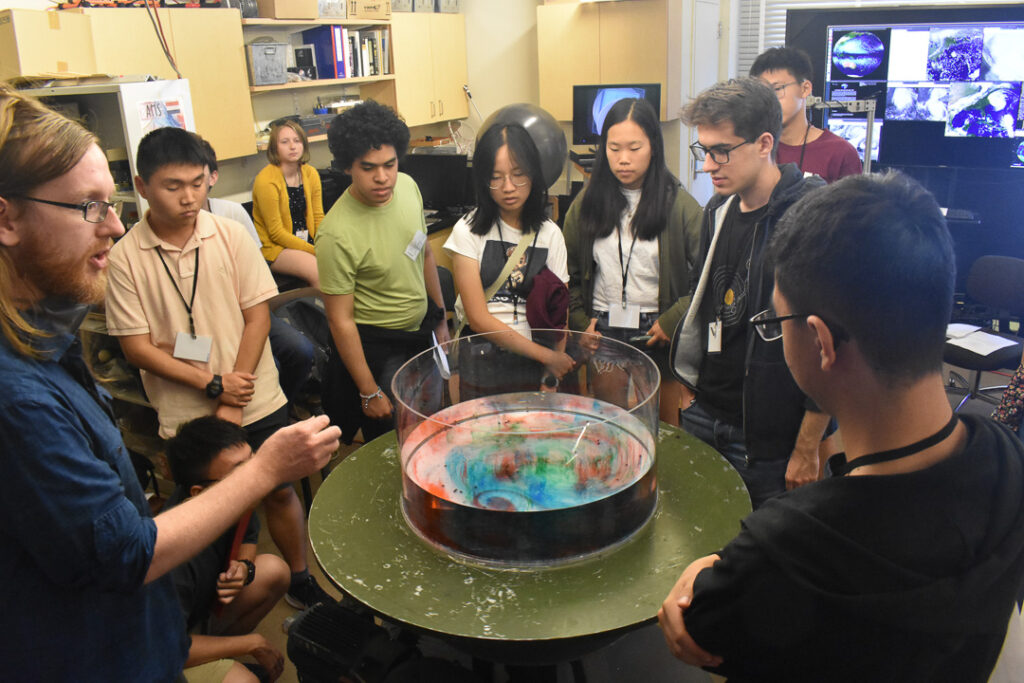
[400,153,472,212]
[787,5,1024,169]
[572,83,661,146]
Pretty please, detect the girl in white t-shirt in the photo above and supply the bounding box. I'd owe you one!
[443,123,574,399]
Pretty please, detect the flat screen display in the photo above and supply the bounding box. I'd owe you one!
[572,83,661,146]
[788,6,1024,169]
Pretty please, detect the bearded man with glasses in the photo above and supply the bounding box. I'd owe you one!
[0,85,338,681]
[672,78,829,509]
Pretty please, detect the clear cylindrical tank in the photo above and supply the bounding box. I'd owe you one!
[392,330,660,567]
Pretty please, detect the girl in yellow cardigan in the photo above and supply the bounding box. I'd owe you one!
[252,120,324,288]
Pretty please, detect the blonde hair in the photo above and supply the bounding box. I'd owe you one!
[266,120,310,165]
[0,83,97,358]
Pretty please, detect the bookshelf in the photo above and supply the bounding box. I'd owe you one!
[242,12,468,138]
[242,17,395,147]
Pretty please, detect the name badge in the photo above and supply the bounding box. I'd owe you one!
[173,332,213,363]
[708,320,722,354]
[609,302,641,329]
[295,228,310,243]
[405,231,427,260]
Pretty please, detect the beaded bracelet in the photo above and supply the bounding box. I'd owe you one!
[360,387,385,410]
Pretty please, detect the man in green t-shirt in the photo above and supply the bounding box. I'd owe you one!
[316,101,449,443]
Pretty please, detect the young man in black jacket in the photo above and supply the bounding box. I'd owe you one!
[672,78,829,508]
[660,170,1024,682]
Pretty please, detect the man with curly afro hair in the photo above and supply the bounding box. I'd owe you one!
[316,100,449,443]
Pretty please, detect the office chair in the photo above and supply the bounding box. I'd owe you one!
[945,255,1024,411]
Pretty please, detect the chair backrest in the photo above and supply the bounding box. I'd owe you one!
[966,255,1024,316]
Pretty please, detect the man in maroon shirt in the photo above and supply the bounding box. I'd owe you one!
[751,46,862,183]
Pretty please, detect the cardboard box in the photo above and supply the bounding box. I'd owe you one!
[255,0,318,20]
[348,0,391,20]
[0,9,96,81]
[319,0,347,18]
[247,42,289,86]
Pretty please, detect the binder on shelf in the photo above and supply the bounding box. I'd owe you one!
[332,25,347,79]
[301,25,345,80]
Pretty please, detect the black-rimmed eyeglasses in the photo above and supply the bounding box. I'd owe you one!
[750,308,849,346]
[689,140,752,165]
[750,309,808,342]
[19,196,123,224]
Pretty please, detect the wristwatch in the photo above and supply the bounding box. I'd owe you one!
[205,374,224,399]
[239,559,256,586]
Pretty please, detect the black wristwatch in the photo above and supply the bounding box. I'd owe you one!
[205,374,224,399]
[239,559,256,586]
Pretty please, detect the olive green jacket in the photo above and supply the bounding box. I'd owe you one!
[563,185,703,336]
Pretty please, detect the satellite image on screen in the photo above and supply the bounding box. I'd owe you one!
[886,85,949,121]
[945,81,1021,137]
[831,31,886,78]
[981,27,1024,81]
[828,120,881,161]
[928,27,983,81]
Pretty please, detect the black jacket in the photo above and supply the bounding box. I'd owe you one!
[671,164,826,461]
[686,414,1024,682]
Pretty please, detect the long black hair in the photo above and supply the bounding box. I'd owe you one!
[578,98,678,241]
[469,123,548,235]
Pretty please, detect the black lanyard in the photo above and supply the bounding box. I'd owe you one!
[156,247,200,338]
[495,222,540,324]
[797,123,811,173]
[833,413,959,476]
[616,221,639,307]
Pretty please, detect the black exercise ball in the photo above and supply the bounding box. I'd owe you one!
[478,103,567,188]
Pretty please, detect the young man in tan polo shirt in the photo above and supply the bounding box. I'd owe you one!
[105,127,331,610]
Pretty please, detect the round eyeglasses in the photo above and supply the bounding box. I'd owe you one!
[20,196,123,224]
[488,172,530,190]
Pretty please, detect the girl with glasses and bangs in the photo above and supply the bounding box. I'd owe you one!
[563,98,703,425]
[442,122,574,400]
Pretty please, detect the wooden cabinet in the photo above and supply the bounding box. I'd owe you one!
[380,12,468,127]
[537,0,668,121]
[80,8,258,160]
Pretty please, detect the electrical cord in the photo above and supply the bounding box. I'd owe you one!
[143,0,183,79]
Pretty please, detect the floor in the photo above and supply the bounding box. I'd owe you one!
[229,364,1012,682]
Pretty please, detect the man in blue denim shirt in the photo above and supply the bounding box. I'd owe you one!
[0,86,340,681]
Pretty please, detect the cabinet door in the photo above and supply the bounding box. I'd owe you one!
[390,12,439,127]
[87,8,256,159]
[81,9,173,80]
[167,9,256,160]
[429,13,468,123]
[599,0,668,119]
[537,3,600,121]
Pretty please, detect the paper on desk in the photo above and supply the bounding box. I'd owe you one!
[946,330,1019,356]
[946,323,981,339]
